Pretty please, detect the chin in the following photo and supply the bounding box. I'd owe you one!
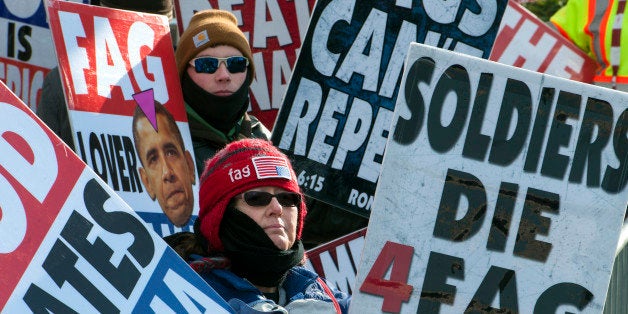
[272,241,290,251]
[167,210,191,227]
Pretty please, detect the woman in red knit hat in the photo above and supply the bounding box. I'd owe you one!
[166,138,350,313]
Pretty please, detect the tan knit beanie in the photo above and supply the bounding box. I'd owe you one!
[175,9,254,79]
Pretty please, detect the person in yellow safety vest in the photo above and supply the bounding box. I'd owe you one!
[550,0,628,91]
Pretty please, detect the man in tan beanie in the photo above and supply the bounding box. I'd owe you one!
[175,9,271,174]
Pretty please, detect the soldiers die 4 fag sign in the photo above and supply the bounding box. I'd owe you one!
[351,43,628,314]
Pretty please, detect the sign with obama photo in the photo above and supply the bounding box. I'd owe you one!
[271,0,508,217]
[46,0,199,237]
[351,43,628,313]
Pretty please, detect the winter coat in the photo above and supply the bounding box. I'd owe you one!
[190,259,350,314]
[36,67,75,150]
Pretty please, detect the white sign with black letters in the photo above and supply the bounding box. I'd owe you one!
[351,43,628,313]
[271,0,508,217]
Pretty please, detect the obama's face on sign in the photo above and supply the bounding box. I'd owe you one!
[134,109,195,227]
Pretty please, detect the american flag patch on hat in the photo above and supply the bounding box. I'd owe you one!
[252,156,292,180]
[193,30,209,48]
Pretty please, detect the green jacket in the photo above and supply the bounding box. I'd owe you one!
[186,104,271,174]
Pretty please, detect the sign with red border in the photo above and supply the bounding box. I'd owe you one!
[490,0,597,83]
[0,0,89,111]
[47,0,199,237]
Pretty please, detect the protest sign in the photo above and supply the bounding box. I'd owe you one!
[489,0,597,83]
[351,42,628,313]
[173,0,315,129]
[0,80,231,313]
[46,0,198,237]
[305,227,366,294]
[0,0,88,111]
[271,0,508,217]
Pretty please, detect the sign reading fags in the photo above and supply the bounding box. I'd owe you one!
[351,43,628,313]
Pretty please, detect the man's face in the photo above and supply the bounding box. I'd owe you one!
[137,114,195,226]
[186,45,248,95]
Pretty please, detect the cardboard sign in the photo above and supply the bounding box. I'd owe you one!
[173,0,316,129]
[351,43,628,313]
[271,0,508,217]
[0,0,88,111]
[305,227,366,294]
[0,80,231,313]
[47,0,199,237]
[489,0,597,83]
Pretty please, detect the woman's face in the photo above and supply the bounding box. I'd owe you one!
[234,186,299,251]
[186,45,248,96]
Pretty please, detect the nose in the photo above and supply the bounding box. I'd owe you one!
[214,63,231,81]
[266,197,283,216]
[162,158,176,182]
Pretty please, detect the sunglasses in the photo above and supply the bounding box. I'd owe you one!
[189,56,249,74]
[240,191,301,207]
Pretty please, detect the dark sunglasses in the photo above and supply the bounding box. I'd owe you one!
[189,56,249,74]
[241,191,301,207]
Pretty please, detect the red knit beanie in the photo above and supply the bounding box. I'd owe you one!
[198,139,306,252]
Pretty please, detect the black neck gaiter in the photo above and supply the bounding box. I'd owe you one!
[219,207,304,287]
[181,71,250,133]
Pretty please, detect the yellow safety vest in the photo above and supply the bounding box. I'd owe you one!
[551,0,628,88]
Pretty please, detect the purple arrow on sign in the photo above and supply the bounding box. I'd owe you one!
[132,89,157,131]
